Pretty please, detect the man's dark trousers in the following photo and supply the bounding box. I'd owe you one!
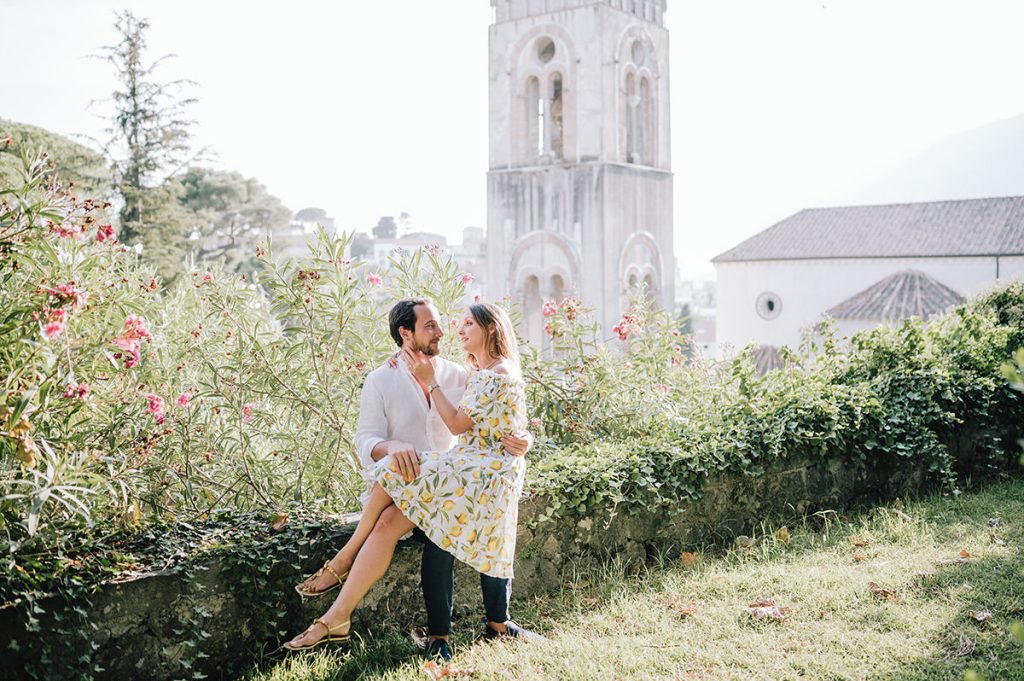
[414,528,510,635]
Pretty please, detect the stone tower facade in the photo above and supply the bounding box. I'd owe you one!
[486,0,674,347]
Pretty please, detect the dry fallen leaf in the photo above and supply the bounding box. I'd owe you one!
[663,595,698,617]
[680,551,700,568]
[776,526,791,544]
[960,549,972,559]
[850,537,871,548]
[970,610,993,625]
[270,513,288,532]
[868,581,896,601]
[423,662,474,679]
[580,597,599,608]
[852,552,867,562]
[956,633,976,658]
[745,598,792,621]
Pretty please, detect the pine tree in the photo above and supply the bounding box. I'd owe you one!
[95,10,200,280]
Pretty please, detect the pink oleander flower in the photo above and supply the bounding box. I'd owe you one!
[44,307,67,323]
[96,224,115,243]
[542,301,558,317]
[43,321,65,339]
[116,315,151,345]
[459,273,474,284]
[51,283,88,308]
[145,394,165,424]
[63,382,90,399]
[201,272,213,283]
[123,348,142,368]
[529,417,542,429]
[177,393,191,408]
[367,272,382,286]
[51,222,83,239]
[560,297,581,321]
[242,404,254,422]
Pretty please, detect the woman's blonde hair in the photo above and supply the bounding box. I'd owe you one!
[467,302,520,369]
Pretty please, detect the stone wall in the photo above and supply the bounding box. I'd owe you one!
[0,455,924,680]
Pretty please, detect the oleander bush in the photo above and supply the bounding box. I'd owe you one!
[0,151,471,555]
[2,146,1023,562]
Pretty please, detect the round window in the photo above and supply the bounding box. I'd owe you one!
[755,292,782,320]
[631,40,645,67]
[537,37,556,64]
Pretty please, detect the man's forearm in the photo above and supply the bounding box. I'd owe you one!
[371,439,411,462]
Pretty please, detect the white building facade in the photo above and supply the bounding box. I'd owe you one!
[713,197,1024,352]
[486,0,675,347]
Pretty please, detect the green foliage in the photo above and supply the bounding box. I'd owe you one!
[524,290,1023,523]
[0,120,111,198]
[372,215,397,239]
[96,10,200,281]
[0,152,471,556]
[179,167,291,273]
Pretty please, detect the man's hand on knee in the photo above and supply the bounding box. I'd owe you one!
[388,441,420,482]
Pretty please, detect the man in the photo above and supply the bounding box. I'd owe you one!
[354,297,539,662]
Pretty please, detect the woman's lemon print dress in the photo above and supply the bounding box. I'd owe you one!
[374,370,527,578]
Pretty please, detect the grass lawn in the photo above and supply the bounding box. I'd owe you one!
[242,478,1024,680]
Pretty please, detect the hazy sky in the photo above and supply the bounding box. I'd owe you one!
[4,0,1024,278]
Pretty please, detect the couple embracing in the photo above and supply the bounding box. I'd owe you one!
[284,298,539,659]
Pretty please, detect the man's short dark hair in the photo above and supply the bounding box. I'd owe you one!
[389,297,432,347]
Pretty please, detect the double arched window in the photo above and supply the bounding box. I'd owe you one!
[522,36,566,163]
[622,37,656,166]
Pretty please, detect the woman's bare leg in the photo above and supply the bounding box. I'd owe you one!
[287,505,416,647]
[298,482,396,593]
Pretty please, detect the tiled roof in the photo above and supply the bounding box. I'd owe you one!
[712,196,1024,262]
[825,270,964,321]
[753,345,784,375]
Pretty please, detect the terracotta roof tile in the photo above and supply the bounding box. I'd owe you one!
[713,196,1024,262]
[825,270,964,321]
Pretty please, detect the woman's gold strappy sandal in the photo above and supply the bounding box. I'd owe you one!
[283,618,351,651]
[294,560,348,599]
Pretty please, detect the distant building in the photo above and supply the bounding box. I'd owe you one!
[485,0,675,348]
[713,196,1024,352]
[274,210,337,263]
[676,277,717,358]
[357,227,488,301]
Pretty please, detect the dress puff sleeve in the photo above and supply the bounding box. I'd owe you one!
[458,371,505,424]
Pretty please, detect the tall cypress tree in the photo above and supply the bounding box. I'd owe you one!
[95,10,199,280]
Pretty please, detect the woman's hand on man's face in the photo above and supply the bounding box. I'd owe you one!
[402,346,436,384]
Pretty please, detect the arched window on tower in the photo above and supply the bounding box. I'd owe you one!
[550,72,564,160]
[643,272,657,306]
[640,75,655,166]
[526,77,542,159]
[551,273,565,303]
[626,73,643,164]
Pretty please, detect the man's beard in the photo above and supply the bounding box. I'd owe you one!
[413,337,441,357]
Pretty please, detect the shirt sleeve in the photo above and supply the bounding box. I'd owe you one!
[354,373,387,468]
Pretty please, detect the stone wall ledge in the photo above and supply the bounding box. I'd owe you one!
[1,455,927,680]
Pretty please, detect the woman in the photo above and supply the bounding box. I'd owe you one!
[284,301,527,650]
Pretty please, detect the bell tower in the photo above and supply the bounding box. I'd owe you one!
[487,0,674,345]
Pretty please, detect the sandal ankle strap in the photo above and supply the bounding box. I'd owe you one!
[322,561,343,583]
[313,617,350,634]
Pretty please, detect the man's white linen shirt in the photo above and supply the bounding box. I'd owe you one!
[354,357,469,469]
